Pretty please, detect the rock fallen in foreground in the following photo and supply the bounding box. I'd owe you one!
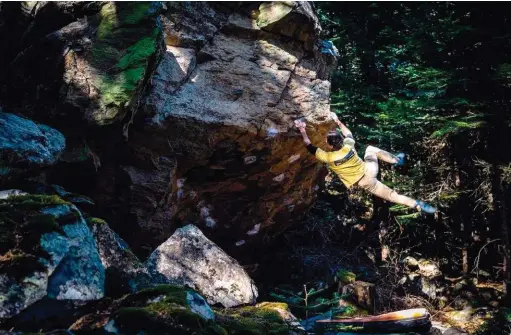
[145,224,258,307]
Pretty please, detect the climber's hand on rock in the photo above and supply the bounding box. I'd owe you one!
[330,112,340,123]
[294,119,306,131]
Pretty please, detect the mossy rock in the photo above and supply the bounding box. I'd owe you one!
[214,302,294,335]
[62,2,164,125]
[109,284,221,335]
[86,217,107,227]
[335,300,369,318]
[0,195,71,280]
[256,2,294,27]
[89,2,163,124]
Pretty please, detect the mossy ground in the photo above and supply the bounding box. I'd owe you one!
[112,285,225,335]
[214,302,292,335]
[0,195,72,280]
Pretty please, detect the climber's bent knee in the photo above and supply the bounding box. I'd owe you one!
[364,145,379,159]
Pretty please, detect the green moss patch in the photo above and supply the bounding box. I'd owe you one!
[0,195,72,279]
[86,2,162,123]
[113,285,222,335]
[86,217,107,227]
[214,303,292,335]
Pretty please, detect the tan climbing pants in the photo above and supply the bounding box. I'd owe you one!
[356,146,417,208]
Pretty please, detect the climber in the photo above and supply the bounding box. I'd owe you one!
[295,114,436,214]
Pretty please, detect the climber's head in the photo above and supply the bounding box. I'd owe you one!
[326,131,344,150]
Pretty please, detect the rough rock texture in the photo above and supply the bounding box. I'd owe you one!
[0,111,65,178]
[0,195,104,319]
[100,1,338,257]
[0,2,163,126]
[341,280,375,312]
[146,224,257,307]
[1,1,337,261]
[88,217,152,296]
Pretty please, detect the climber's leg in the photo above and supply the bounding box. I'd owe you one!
[363,146,380,179]
[360,178,418,208]
[359,146,436,213]
[365,145,398,165]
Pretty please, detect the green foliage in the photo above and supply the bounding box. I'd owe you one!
[335,269,356,284]
[431,119,485,138]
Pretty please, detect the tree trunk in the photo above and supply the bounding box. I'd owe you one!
[491,164,511,305]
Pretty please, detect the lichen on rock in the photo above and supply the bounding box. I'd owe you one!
[0,194,104,319]
[88,217,152,296]
[63,1,164,125]
[145,224,258,308]
[0,111,65,178]
[70,284,223,335]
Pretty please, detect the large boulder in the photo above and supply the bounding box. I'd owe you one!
[87,217,152,296]
[1,1,338,261]
[0,111,65,178]
[146,224,258,307]
[0,194,104,319]
[100,1,338,257]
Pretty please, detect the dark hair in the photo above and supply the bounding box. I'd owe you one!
[327,132,344,150]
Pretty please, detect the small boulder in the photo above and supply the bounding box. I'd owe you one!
[145,224,258,307]
[0,194,104,319]
[87,218,152,297]
[341,280,375,312]
[0,189,26,199]
[403,256,419,271]
[0,111,65,177]
[418,259,442,278]
[402,274,437,300]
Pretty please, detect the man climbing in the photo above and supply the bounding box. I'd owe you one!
[295,114,436,214]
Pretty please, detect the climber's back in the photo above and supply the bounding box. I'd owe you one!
[314,134,365,188]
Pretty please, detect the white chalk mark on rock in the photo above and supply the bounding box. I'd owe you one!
[247,224,261,236]
[273,173,285,182]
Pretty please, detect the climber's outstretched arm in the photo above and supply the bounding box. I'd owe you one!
[295,120,318,155]
[330,112,353,138]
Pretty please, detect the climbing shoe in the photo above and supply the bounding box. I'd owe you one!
[394,153,406,167]
[415,200,436,214]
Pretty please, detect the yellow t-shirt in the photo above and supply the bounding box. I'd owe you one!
[315,137,365,188]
